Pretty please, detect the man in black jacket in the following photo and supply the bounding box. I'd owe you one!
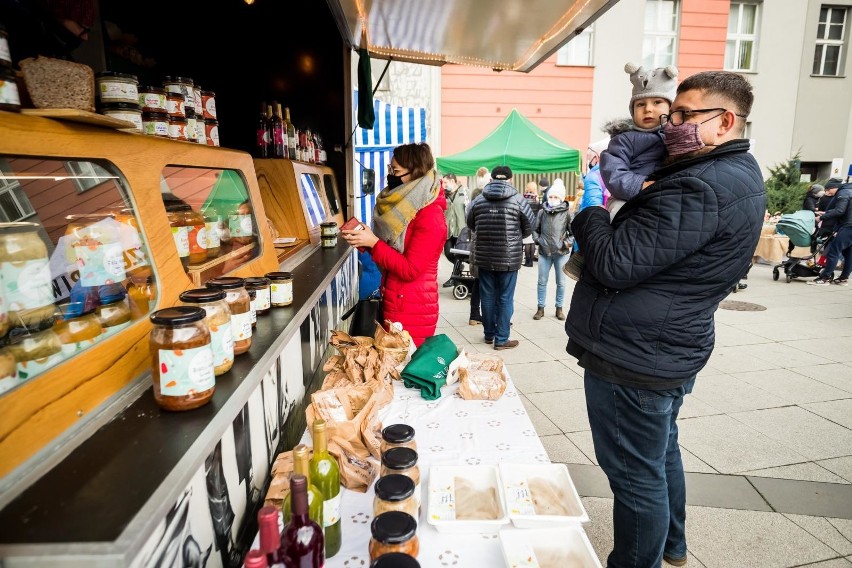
[467,165,534,350]
[811,182,852,285]
[566,71,765,568]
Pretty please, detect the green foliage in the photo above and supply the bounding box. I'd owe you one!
[764,153,811,214]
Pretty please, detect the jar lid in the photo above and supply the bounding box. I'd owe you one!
[370,553,421,568]
[56,300,95,319]
[185,108,196,119]
[166,92,185,100]
[95,71,138,82]
[320,221,337,227]
[381,447,418,470]
[204,119,219,125]
[150,306,206,325]
[265,271,293,280]
[142,111,168,119]
[206,276,246,290]
[382,423,415,444]
[98,283,127,305]
[163,76,194,85]
[168,116,187,123]
[179,288,226,303]
[139,86,166,94]
[0,221,41,234]
[244,277,271,288]
[100,102,141,111]
[201,90,215,97]
[374,474,415,502]
[370,511,417,544]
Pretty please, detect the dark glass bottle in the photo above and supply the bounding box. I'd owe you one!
[265,104,275,157]
[284,107,297,160]
[275,102,289,159]
[281,474,325,568]
[271,101,285,158]
[257,505,285,568]
[256,102,269,158]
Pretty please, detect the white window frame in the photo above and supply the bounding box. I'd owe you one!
[557,25,595,66]
[0,176,36,222]
[65,161,115,193]
[725,2,760,72]
[643,0,680,68]
[813,5,848,76]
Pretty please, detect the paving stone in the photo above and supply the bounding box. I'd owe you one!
[566,430,597,465]
[525,404,561,436]
[790,363,852,394]
[731,368,850,404]
[748,477,852,520]
[707,345,784,373]
[741,462,849,484]
[743,341,834,367]
[689,373,789,413]
[733,406,852,461]
[804,398,852,429]
[713,324,775,347]
[527,389,590,433]
[509,360,583,394]
[679,394,723,419]
[784,514,852,556]
[539,434,593,465]
[684,471,771,511]
[818,457,852,483]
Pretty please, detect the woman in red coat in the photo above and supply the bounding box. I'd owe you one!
[341,142,447,346]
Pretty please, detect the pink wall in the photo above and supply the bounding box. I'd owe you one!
[678,0,729,78]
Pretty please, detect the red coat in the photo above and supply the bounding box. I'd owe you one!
[370,192,447,346]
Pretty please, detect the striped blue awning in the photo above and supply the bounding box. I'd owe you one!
[299,172,326,227]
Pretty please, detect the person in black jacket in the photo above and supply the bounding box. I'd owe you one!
[802,183,824,212]
[566,71,766,568]
[810,182,852,285]
[467,165,534,350]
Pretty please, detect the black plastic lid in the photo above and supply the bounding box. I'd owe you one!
[163,76,194,85]
[179,288,226,303]
[168,116,187,123]
[201,90,215,96]
[142,111,168,119]
[374,474,415,502]
[95,71,138,82]
[0,221,40,234]
[166,92,185,100]
[244,276,271,288]
[185,108,196,119]
[150,306,205,325]
[204,119,218,125]
[100,102,141,111]
[370,511,417,544]
[382,423,415,444]
[381,447,418,470]
[139,86,166,94]
[265,271,293,280]
[206,276,246,290]
[370,553,421,568]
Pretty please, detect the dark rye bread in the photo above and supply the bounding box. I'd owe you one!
[19,56,95,112]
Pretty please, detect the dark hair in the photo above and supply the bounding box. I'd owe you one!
[393,142,435,179]
[443,173,457,182]
[677,71,754,117]
[491,165,512,180]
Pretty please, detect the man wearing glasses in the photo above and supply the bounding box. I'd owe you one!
[565,71,766,568]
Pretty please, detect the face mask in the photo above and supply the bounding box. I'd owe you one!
[548,198,562,208]
[386,175,404,189]
[662,122,705,157]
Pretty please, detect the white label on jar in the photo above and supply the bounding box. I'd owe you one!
[211,320,234,369]
[17,352,63,381]
[208,124,220,146]
[171,226,190,257]
[194,89,202,111]
[195,120,206,144]
[0,37,11,64]
[205,222,220,248]
[75,241,127,286]
[158,344,215,396]
[228,214,252,238]
[140,93,167,111]
[270,281,292,305]
[231,311,252,341]
[186,117,197,140]
[1,258,53,311]
[168,121,187,140]
[98,81,138,103]
[196,225,207,249]
[166,98,185,117]
[255,288,270,311]
[323,491,341,527]
[249,298,257,324]
[415,481,422,508]
[103,109,142,132]
[205,97,217,119]
[0,77,21,107]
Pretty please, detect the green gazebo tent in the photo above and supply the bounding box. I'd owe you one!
[436,109,581,176]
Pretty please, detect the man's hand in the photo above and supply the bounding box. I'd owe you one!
[341,226,380,249]
[642,180,654,190]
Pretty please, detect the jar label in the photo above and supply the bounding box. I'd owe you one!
[194,90,202,112]
[249,299,257,324]
[210,320,234,368]
[323,492,341,527]
[207,123,220,147]
[168,121,187,140]
[143,117,168,136]
[61,337,99,357]
[98,81,139,103]
[205,222,221,248]
[228,214,253,238]
[196,121,206,143]
[204,97,217,119]
[171,226,190,257]
[270,281,293,305]
[232,311,252,341]
[101,319,131,339]
[188,225,207,254]
[17,352,63,381]
[1,258,54,312]
[0,38,11,64]
[186,117,197,140]
[140,93,167,110]
[0,78,21,107]
[166,98,185,117]
[75,241,127,286]
[255,288,271,311]
[158,344,215,396]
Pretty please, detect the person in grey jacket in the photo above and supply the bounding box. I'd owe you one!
[466,165,534,350]
[532,179,572,321]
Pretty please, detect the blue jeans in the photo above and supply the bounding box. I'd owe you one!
[537,253,570,307]
[819,226,852,280]
[478,269,518,344]
[584,371,696,568]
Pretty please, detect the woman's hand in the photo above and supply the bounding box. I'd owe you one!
[341,226,380,249]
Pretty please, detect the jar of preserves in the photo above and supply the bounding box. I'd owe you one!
[195,116,207,145]
[95,71,139,105]
[374,474,418,519]
[96,284,132,338]
[320,221,338,248]
[142,111,169,137]
[127,275,157,319]
[6,323,63,382]
[139,85,167,113]
[192,86,203,117]
[201,90,216,119]
[110,208,150,276]
[368,511,419,561]
[163,76,195,111]
[165,91,185,119]
[0,65,21,112]
[168,115,188,141]
[205,119,219,146]
[0,222,56,329]
[0,346,17,394]
[100,102,142,132]
[64,214,127,287]
[244,277,271,316]
[228,201,254,245]
[381,447,421,507]
[179,288,234,376]
[0,23,11,68]
[166,204,190,269]
[53,302,102,356]
[370,553,421,568]
[205,276,252,355]
[149,306,215,411]
[381,424,417,453]
[202,211,222,258]
[183,208,207,265]
[266,271,293,307]
[185,108,198,142]
[247,287,257,328]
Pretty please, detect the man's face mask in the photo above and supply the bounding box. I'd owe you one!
[662,121,705,157]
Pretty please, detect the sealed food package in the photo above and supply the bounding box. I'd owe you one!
[329,437,379,492]
[459,352,504,380]
[459,368,506,401]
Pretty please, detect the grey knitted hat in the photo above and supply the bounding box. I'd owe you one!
[625,62,679,114]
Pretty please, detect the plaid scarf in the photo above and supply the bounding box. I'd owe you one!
[373,170,440,253]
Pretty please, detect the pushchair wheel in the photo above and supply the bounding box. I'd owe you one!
[453,283,469,300]
[786,274,793,283]
[772,267,780,281]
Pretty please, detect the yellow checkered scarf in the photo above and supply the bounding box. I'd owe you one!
[373,170,440,253]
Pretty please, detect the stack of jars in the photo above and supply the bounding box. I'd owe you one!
[96,71,142,133]
[162,76,218,146]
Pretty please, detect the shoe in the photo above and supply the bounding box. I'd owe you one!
[442,278,455,288]
[833,278,849,286]
[563,254,585,281]
[737,282,748,290]
[469,318,482,325]
[533,306,544,320]
[484,336,494,344]
[555,307,565,320]
[663,553,687,566]
[494,339,519,350]
[808,277,832,286]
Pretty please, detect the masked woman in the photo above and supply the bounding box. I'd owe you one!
[341,142,447,346]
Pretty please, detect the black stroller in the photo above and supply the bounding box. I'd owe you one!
[773,210,833,283]
[446,227,475,300]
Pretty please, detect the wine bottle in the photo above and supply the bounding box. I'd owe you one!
[282,444,324,529]
[257,505,285,568]
[270,101,285,158]
[284,107,297,160]
[256,102,269,158]
[309,419,341,558]
[281,474,325,568]
[243,549,269,568]
[275,102,289,159]
[265,103,275,157]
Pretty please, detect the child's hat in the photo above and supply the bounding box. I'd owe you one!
[548,179,566,201]
[625,62,679,114]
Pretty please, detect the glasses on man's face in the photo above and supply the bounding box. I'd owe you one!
[659,108,728,127]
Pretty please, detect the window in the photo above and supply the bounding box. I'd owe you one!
[725,2,760,71]
[813,6,847,76]
[0,176,36,222]
[65,161,116,193]
[557,26,594,66]
[643,0,679,68]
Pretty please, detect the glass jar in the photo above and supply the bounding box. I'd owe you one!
[179,288,234,376]
[53,302,102,357]
[381,424,417,453]
[320,221,339,248]
[127,275,157,319]
[142,110,169,137]
[247,287,257,328]
[100,102,142,133]
[166,204,190,269]
[64,214,127,287]
[228,201,254,246]
[201,90,216,119]
[185,108,198,143]
[183,208,207,265]
[244,277,271,316]
[167,115,188,141]
[6,323,63,382]
[205,276,252,355]
[0,222,56,329]
[139,85,167,113]
[165,91,185,118]
[202,211,222,258]
[205,119,220,146]
[95,71,139,105]
[381,447,421,507]
[0,65,21,112]
[368,511,419,561]
[96,284,132,338]
[374,474,418,519]
[370,553,421,568]
[266,271,293,307]
[0,346,17,394]
[149,306,215,411]
[163,76,194,110]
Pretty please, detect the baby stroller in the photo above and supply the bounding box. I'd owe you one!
[773,210,833,283]
[446,226,475,300]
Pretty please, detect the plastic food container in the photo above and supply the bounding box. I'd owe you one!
[426,464,508,534]
[498,462,589,528]
[498,526,603,568]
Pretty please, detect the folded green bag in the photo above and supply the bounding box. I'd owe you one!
[401,334,458,400]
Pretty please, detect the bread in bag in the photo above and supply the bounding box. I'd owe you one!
[19,56,95,112]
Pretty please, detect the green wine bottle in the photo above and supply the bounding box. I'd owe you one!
[283,444,324,531]
[309,419,342,558]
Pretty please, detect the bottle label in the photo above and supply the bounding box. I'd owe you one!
[273,125,284,146]
[323,491,341,527]
[270,281,293,305]
[211,320,234,368]
[257,128,267,149]
[158,345,215,396]
[205,222,221,248]
[75,241,126,286]
[2,258,54,311]
[228,214,252,238]
[171,226,190,257]
[231,311,252,341]
[17,352,63,381]
[188,225,207,254]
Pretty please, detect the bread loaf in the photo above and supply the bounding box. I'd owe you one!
[19,56,95,112]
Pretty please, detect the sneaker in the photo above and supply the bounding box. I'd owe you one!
[442,278,455,288]
[808,277,832,286]
[494,339,519,350]
[483,336,494,344]
[833,278,849,286]
[663,553,688,566]
[469,318,482,326]
[563,253,585,281]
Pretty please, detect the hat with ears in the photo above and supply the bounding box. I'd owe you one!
[625,62,679,114]
[491,165,512,180]
[548,178,566,201]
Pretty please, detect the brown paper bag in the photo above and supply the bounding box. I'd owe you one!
[328,437,379,492]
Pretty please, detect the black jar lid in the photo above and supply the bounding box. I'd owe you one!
[0,221,40,234]
[179,288,226,303]
[320,221,337,227]
[163,76,194,85]
[265,271,293,280]
[204,119,218,125]
[100,102,141,111]
[382,423,415,444]
[139,85,166,94]
[374,474,415,502]
[166,92,185,100]
[206,276,246,290]
[142,111,168,119]
[150,306,205,325]
[95,71,138,82]
[370,511,417,544]
[244,276,271,288]
[381,447,418,470]
[98,283,127,305]
[201,90,215,96]
[370,553,421,568]
[168,115,187,123]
